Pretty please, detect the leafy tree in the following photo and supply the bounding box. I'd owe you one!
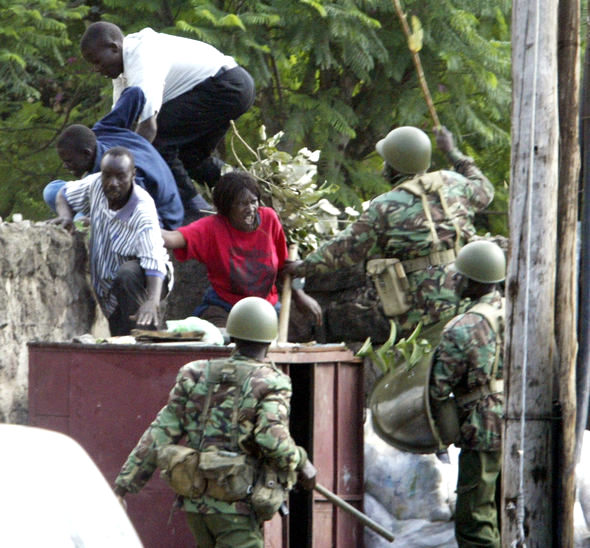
[101,0,511,231]
[0,0,95,219]
[0,0,511,238]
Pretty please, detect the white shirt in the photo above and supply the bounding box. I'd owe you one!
[64,173,173,316]
[112,28,237,122]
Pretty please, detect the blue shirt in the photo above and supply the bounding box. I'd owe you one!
[92,86,184,229]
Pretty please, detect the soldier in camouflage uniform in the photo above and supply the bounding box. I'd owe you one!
[429,241,506,548]
[283,126,494,337]
[113,297,317,547]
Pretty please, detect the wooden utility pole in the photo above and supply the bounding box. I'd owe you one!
[578,3,590,458]
[555,0,581,545]
[504,1,559,545]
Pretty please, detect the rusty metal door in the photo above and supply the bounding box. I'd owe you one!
[28,342,364,548]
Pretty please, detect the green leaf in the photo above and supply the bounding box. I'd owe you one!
[218,14,246,31]
[300,0,327,18]
[408,15,423,53]
[0,52,26,68]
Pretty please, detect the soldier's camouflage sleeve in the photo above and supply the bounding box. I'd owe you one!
[292,193,407,278]
[429,320,467,403]
[114,362,203,494]
[445,147,495,210]
[429,293,503,451]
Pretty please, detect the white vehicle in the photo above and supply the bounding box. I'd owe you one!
[0,424,143,548]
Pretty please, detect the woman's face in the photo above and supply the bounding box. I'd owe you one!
[228,189,259,232]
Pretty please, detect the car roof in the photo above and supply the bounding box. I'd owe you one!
[0,424,143,548]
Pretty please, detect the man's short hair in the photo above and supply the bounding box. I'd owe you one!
[57,125,96,152]
[103,146,135,171]
[80,21,124,52]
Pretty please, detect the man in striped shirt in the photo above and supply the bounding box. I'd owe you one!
[51,146,172,336]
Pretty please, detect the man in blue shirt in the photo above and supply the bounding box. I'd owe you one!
[44,86,185,229]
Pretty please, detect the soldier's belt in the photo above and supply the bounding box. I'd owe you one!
[455,381,504,407]
[402,249,456,274]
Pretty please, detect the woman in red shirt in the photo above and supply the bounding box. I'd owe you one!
[162,171,322,325]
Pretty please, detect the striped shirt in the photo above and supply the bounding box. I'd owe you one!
[64,173,173,316]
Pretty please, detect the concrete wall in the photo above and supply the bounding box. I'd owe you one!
[0,221,97,422]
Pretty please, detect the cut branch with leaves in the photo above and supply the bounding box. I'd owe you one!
[357,321,432,374]
[229,121,354,254]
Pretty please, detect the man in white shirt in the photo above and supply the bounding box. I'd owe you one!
[80,22,256,218]
[51,146,172,336]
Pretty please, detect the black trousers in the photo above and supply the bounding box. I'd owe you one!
[108,260,169,336]
[153,66,256,202]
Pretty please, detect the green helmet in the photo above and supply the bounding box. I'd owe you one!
[375,126,432,174]
[226,297,278,343]
[455,240,506,283]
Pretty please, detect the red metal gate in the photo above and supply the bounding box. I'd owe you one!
[28,342,364,547]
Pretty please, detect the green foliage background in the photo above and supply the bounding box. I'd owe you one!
[0,0,511,236]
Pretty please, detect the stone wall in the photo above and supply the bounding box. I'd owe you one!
[0,221,96,423]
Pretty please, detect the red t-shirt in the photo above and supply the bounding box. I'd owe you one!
[175,207,288,306]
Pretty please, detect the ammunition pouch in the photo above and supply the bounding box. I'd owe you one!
[433,397,462,447]
[366,248,456,318]
[157,445,205,499]
[157,446,256,502]
[434,381,503,447]
[366,258,411,317]
[250,464,295,521]
[198,450,256,502]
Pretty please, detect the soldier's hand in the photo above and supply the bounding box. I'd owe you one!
[113,485,128,511]
[281,260,304,278]
[117,495,128,511]
[298,459,317,491]
[434,126,454,154]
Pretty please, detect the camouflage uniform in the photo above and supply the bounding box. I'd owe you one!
[292,149,494,336]
[115,352,307,546]
[430,291,504,548]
